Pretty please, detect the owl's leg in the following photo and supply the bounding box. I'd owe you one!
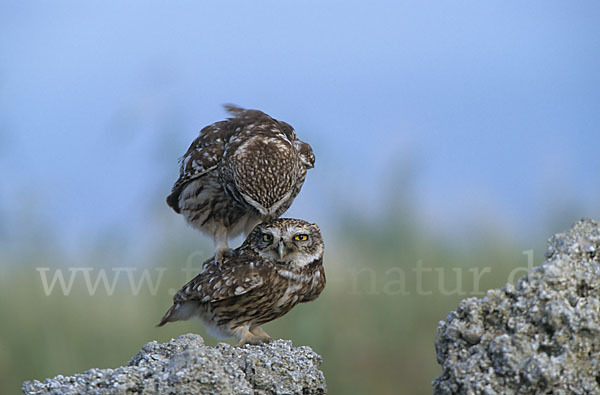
[213,225,235,264]
[243,216,263,237]
[250,327,272,343]
[234,325,271,346]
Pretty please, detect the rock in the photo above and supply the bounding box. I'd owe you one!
[23,334,326,394]
[434,218,600,394]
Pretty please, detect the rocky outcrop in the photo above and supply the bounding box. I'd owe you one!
[434,218,600,394]
[23,334,326,394]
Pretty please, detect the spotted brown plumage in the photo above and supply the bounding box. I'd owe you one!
[157,218,326,346]
[166,106,315,263]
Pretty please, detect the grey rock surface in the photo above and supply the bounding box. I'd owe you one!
[23,334,326,394]
[434,218,600,394]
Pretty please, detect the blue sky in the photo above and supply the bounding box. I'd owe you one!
[1,1,599,252]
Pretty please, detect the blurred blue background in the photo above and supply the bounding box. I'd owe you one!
[1,1,599,393]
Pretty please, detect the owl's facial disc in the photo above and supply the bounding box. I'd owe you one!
[249,219,323,268]
[256,229,314,264]
[259,233,300,263]
[274,234,309,260]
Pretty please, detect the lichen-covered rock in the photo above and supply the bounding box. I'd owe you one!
[434,218,600,394]
[23,334,326,394]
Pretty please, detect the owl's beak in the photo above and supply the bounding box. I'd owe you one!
[277,241,288,260]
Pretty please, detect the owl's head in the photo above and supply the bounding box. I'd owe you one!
[248,218,324,267]
[294,141,315,169]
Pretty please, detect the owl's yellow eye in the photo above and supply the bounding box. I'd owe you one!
[262,233,273,242]
[294,234,309,241]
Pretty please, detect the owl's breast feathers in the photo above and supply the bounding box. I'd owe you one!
[298,257,326,303]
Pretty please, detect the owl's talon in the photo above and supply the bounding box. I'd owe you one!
[222,248,236,257]
[250,327,272,343]
[236,336,271,347]
[235,327,273,346]
[214,248,236,265]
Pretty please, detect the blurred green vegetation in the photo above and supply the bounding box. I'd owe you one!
[0,206,552,395]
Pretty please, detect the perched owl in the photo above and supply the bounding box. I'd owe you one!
[167,106,315,263]
[157,218,325,346]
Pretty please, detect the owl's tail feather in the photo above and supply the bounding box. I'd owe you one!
[166,191,181,214]
[156,304,178,327]
[156,302,195,327]
[223,104,245,116]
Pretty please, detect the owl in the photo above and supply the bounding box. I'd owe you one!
[166,105,315,263]
[157,218,325,346]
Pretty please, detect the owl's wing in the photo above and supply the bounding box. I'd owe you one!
[166,122,230,212]
[173,256,267,304]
